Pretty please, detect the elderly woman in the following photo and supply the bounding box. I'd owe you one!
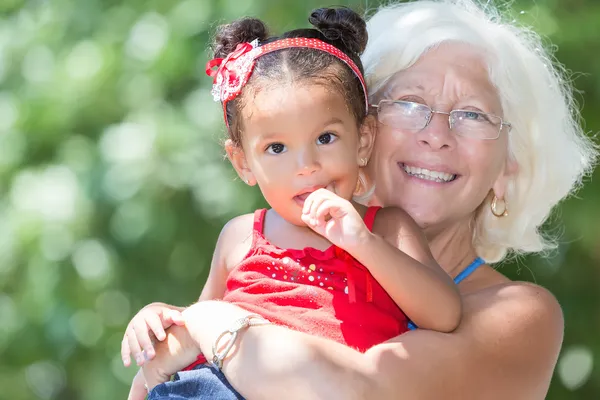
[129,0,597,399]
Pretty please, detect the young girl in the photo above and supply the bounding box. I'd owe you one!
[123,7,462,399]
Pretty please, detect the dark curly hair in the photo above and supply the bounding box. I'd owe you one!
[211,7,368,145]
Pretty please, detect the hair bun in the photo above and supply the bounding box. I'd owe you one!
[308,7,368,55]
[213,18,269,58]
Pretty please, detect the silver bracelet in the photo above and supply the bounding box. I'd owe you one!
[211,314,271,371]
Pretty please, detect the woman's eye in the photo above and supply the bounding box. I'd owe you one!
[464,111,482,120]
[317,132,337,145]
[266,143,286,154]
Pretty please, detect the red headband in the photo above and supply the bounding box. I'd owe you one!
[206,37,369,128]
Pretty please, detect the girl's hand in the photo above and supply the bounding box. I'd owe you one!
[121,302,186,367]
[301,188,371,251]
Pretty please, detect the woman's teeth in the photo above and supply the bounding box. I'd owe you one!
[403,165,456,182]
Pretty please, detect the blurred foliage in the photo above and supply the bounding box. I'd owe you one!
[0,0,598,399]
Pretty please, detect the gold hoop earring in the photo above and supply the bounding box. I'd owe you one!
[491,195,508,217]
[354,172,367,197]
[359,158,368,167]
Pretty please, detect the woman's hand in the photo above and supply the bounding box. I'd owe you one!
[139,324,203,391]
[122,302,186,367]
[127,369,150,400]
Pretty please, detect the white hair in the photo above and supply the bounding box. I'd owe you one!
[362,0,598,263]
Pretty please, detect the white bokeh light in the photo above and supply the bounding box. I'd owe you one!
[126,13,169,62]
[0,48,6,84]
[69,309,105,347]
[40,224,74,262]
[25,361,66,400]
[223,0,255,19]
[169,0,213,37]
[191,163,238,217]
[71,239,112,282]
[0,211,17,275]
[121,73,161,110]
[10,165,80,222]
[99,121,156,164]
[102,164,146,202]
[558,345,594,391]
[22,45,55,83]
[183,87,220,130]
[65,40,104,80]
[109,200,151,243]
[0,91,19,132]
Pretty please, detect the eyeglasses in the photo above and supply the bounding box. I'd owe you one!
[371,100,511,140]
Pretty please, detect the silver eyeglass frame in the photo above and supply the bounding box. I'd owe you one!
[371,99,512,140]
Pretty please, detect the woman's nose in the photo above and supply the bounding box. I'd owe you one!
[417,112,456,150]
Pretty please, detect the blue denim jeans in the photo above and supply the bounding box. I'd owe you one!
[148,364,245,400]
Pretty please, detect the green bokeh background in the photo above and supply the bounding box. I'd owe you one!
[0,0,598,399]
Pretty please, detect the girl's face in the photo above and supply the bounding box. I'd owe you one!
[227,81,375,226]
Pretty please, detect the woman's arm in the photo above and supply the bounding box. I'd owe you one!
[182,283,563,400]
[139,324,204,391]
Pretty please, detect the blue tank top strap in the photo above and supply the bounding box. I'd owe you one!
[407,257,485,331]
[453,257,485,284]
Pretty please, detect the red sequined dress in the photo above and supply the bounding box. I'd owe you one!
[185,206,408,368]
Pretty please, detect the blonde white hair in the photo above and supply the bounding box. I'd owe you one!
[362,0,597,263]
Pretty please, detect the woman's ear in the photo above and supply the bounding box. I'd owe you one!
[225,139,256,185]
[357,115,377,164]
[493,156,518,198]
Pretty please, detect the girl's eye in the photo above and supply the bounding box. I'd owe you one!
[317,132,338,145]
[266,143,286,154]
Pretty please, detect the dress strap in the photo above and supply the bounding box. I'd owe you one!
[363,206,381,232]
[356,206,381,303]
[453,257,485,284]
[253,209,267,234]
